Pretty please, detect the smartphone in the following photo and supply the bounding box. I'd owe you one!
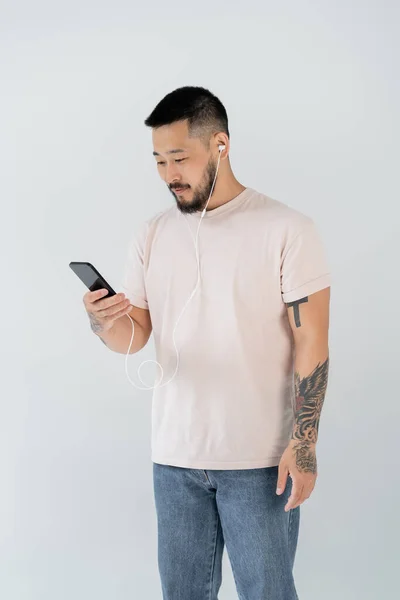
[69,262,116,297]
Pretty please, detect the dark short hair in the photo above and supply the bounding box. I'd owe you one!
[144,86,229,148]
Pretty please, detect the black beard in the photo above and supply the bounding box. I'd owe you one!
[168,156,218,215]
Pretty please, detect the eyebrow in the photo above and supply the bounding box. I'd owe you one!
[152,149,187,156]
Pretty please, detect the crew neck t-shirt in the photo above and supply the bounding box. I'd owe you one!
[117,187,331,469]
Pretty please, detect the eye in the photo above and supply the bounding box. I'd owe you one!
[157,158,186,166]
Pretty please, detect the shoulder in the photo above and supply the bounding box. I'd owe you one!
[250,188,313,228]
[129,205,177,250]
[248,188,318,245]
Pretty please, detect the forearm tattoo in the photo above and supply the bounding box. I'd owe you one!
[287,296,308,327]
[291,358,329,473]
[89,314,108,345]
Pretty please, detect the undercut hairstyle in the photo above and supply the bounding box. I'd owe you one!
[144,86,230,149]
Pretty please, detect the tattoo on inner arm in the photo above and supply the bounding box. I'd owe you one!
[291,357,329,473]
[89,314,108,346]
[287,296,308,327]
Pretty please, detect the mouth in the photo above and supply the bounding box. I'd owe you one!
[172,187,189,195]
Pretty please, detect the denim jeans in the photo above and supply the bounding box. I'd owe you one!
[153,462,300,600]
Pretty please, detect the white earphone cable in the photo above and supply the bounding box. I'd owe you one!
[123,146,224,391]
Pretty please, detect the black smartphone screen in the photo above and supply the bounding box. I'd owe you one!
[69,262,116,297]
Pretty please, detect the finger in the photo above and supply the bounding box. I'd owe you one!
[84,288,108,305]
[306,478,317,497]
[303,480,315,500]
[276,464,289,495]
[93,288,110,300]
[111,303,133,320]
[95,292,126,311]
[99,297,131,317]
[292,474,317,507]
[94,290,120,304]
[285,480,304,511]
[86,288,109,304]
[289,489,307,510]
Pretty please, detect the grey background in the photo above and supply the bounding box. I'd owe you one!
[1,1,399,598]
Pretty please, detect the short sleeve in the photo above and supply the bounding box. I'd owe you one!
[116,222,149,310]
[280,220,331,303]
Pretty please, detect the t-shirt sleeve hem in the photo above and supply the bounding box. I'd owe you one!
[118,288,148,310]
[281,273,331,303]
[128,295,149,310]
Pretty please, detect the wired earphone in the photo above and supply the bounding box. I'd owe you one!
[124,143,226,391]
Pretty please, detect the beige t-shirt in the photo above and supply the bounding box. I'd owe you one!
[118,187,331,469]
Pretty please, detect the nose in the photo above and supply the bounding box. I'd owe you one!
[165,162,182,186]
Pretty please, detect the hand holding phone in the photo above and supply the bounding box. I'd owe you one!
[69,261,132,335]
[83,288,132,335]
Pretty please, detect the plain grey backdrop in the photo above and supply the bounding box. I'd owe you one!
[1,1,399,598]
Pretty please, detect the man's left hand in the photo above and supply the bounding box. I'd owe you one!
[276,439,318,511]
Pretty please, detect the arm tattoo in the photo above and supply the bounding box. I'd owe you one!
[286,296,308,327]
[291,357,329,473]
[89,314,108,346]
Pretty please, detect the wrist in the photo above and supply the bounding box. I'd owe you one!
[289,437,317,448]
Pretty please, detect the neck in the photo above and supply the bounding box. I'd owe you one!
[205,177,247,212]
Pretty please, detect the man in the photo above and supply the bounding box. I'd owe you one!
[88,86,331,599]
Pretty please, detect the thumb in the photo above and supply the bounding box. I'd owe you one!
[276,462,289,495]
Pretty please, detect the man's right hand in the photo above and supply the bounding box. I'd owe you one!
[83,289,132,336]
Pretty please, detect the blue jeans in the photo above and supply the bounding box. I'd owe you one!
[153,463,300,600]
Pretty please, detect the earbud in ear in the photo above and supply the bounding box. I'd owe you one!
[218,144,226,152]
